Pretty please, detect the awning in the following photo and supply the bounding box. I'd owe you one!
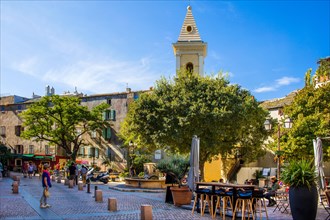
[23,154,34,159]
[34,155,53,160]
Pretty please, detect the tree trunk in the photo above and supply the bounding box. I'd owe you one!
[200,160,205,181]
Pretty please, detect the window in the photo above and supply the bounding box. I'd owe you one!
[79,146,85,156]
[186,62,193,73]
[155,150,162,160]
[103,110,116,121]
[0,126,5,136]
[45,145,50,155]
[95,148,99,158]
[15,125,23,136]
[76,129,82,138]
[88,147,95,158]
[29,145,34,154]
[107,99,111,105]
[107,147,111,158]
[15,145,24,154]
[17,105,22,112]
[1,106,5,113]
[15,159,22,166]
[102,127,111,140]
[91,130,97,138]
[110,110,116,121]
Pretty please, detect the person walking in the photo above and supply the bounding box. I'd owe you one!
[265,176,280,207]
[68,162,76,182]
[81,165,88,185]
[0,161,3,180]
[40,164,52,208]
[28,162,34,179]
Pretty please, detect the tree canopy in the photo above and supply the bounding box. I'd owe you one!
[20,95,109,161]
[282,59,330,161]
[120,71,269,178]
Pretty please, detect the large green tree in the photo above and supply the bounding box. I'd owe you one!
[20,95,109,161]
[120,71,269,179]
[282,58,330,161]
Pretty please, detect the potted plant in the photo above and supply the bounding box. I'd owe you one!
[281,160,318,220]
[156,155,192,206]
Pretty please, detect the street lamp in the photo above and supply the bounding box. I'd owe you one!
[264,117,293,180]
[128,141,137,176]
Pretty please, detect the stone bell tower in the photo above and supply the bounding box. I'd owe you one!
[172,5,207,75]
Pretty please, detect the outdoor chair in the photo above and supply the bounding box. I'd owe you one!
[273,190,290,214]
[212,188,234,220]
[191,188,213,216]
[252,189,268,220]
[232,189,255,220]
[321,190,330,220]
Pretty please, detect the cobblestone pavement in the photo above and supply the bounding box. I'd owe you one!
[0,173,328,220]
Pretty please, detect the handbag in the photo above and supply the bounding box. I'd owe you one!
[44,189,50,197]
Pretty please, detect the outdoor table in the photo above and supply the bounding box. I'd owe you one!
[195,182,257,216]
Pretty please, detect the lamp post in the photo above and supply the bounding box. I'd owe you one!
[264,117,293,180]
[128,141,136,177]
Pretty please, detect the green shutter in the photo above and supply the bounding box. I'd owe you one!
[102,128,106,139]
[107,127,111,139]
[102,111,107,120]
[95,148,99,158]
[110,110,116,121]
[88,147,92,157]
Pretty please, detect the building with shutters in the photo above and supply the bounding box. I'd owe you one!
[0,86,151,172]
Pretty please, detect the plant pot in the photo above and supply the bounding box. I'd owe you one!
[289,185,318,220]
[170,186,192,206]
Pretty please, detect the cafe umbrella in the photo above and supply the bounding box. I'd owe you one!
[313,137,326,191]
[187,135,200,191]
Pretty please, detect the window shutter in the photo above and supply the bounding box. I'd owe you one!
[107,147,111,158]
[95,148,99,158]
[88,147,92,157]
[102,128,106,139]
[110,110,116,120]
[107,127,111,139]
[102,111,107,120]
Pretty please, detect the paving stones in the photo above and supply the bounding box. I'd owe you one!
[1,173,329,220]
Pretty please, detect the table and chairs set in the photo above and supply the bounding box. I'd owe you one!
[191,182,290,219]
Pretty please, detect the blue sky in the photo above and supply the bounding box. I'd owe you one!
[1,1,329,101]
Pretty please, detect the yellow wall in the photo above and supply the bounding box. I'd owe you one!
[204,156,222,182]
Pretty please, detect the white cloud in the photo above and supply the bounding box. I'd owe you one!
[14,57,39,77]
[276,76,300,86]
[43,57,158,94]
[254,76,300,93]
[254,86,276,93]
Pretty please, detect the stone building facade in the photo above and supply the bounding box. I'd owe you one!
[0,88,149,172]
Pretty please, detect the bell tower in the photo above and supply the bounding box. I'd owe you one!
[173,6,207,75]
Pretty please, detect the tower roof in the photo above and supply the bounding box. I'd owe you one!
[178,6,202,42]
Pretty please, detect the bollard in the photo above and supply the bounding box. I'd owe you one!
[93,186,98,197]
[12,181,19,194]
[16,176,20,185]
[108,198,117,212]
[64,179,69,185]
[87,183,91,193]
[141,204,152,220]
[69,180,74,188]
[95,190,103,202]
[57,176,62,183]
[78,183,83,191]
